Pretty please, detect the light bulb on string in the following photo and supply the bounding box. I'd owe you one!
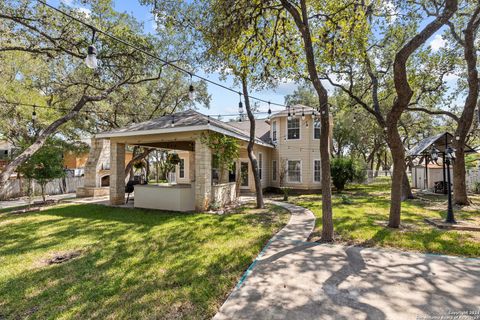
[171,115,175,127]
[85,28,98,69]
[188,74,195,101]
[287,105,292,121]
[301,107,305,121]
[207,115,210,125]
[238,92,244,115]
[32,105,37,121]
[267,101,272,119]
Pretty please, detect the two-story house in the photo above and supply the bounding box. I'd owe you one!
[88,104,331,211]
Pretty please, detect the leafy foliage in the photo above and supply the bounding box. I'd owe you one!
[330,157,365,191]
[201,132,239,172]
[17,142,65,201]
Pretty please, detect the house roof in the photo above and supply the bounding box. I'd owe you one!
[228,119,272,144]
[407,132,477,157]
[96,109,274,148]
[270,104,315,119]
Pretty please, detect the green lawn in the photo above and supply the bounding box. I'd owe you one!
[290,178,480,257]
[0,203,289,319]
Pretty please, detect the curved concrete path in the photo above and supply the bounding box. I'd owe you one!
[214,201,480,320]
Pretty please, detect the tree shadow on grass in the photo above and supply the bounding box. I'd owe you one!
[0,204,286,319]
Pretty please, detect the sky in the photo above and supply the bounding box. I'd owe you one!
[54,0,296,118]
[53,0,452,117]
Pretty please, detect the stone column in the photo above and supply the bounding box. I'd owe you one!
[189,151,195,182]
[110,142,126,205]
[194,138,212,211]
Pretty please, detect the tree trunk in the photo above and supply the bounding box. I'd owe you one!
[319,103,334,241]
[124,148,153,180]
[41,184,46,203]
[401,171,414,200]
[386,128,405,228]
[0,96,88,193]
[453,144,469,205]
[452,5,480,205]
[280,0,333,241]
[241,76,264,209]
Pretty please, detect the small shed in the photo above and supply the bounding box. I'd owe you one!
[406,132,477,192]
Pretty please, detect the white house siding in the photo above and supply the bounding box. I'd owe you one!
[271,114,323,190]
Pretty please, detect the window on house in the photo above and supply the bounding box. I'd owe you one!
[258,153,263,180]
[272,160,277,181]
[287,160,301,182]
[287,118,300,139]
[314,160,321,182]
[314,120,321,139]
[272,121,277,142]
[179,159,185,178]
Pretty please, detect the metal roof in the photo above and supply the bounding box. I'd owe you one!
[407,132,477,157]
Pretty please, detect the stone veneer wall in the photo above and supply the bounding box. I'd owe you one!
[212,182,236,208]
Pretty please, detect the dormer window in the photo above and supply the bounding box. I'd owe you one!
[287,118,300,140]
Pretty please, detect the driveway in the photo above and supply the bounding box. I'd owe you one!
[214,202,480,320]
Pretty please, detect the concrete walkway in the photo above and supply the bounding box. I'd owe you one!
[214,201,480,320]
[0,193,76,210]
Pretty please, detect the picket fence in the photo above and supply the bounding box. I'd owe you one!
[0,177,84,200]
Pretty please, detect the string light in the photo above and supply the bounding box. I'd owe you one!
[36,0,288,109]
[301,107,305,121]
[85,28,98,69]
[287,105,292,121]
[171,115,175,127]
[267,101,271,119]
[238,92,244,115]
[188,74,195,101]
[32,105,37,121]
[207,115,210,125]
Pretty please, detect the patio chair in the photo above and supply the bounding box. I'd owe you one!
[434,181,448,194]
[125,180,139,204]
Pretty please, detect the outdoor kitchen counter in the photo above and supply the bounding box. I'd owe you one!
[134,183,195,212]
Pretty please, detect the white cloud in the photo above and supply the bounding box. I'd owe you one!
[430,34,446,51]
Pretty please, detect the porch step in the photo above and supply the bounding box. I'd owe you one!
[240,191,256,196]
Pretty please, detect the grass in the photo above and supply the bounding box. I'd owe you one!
[0,203,289,319]
[290,177,480,257]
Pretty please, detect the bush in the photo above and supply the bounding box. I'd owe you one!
[330,157,364,191]
[473,182,480,194]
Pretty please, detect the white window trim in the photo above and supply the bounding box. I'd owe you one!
[258,152,263,181]
[313,159,321,183]
[272,120,277,142]
[286,117,301,141]
[287,159,302,183]
[313,120,321,140]
[178,158,186,179]
[272,160,277,181]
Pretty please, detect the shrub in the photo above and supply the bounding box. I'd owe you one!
[330,157,364,191]
[473,182,480,194]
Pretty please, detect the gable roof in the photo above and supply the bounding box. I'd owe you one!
[407,132,477,157]
[96,109,274,147]
[228,119,272,144]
